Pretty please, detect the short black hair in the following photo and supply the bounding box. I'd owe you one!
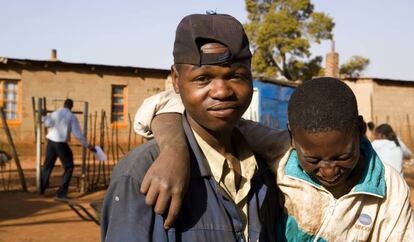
[63,99,73,109]
[288,77,359,134]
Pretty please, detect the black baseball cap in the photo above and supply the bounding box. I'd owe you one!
[173,13,252,66]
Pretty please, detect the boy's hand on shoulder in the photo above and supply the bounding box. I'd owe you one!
[140,146,190,229]
[139,113,190,229]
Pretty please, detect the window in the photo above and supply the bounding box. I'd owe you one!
[0,80,21,124]
[111,85,127,124]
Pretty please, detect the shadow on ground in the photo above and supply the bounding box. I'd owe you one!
[0,191,60,222]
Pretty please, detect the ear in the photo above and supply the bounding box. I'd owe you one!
[171,65,180,94]
[287,124,295,148]
[357,115,366,137]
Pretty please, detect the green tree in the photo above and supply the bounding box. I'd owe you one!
[340,55,370,78]
[244,0,335,81]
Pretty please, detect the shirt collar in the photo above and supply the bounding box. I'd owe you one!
[285,137,386,198]
[192,130,226,182]
[181,114,211,178]
[192,128,258,182]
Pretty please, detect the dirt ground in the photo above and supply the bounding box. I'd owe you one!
[0,160,414,242]
[0,157,106,242]
[0,190,102,242]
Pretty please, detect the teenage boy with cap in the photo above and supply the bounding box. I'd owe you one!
[100,13,280,242]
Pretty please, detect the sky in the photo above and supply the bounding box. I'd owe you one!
[1,0,413,80]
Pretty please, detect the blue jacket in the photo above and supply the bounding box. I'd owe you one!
[101,116,280,242]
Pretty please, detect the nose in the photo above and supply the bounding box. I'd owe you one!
[319,162,339,179]
[209,78,234,100]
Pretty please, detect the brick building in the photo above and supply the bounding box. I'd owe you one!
[0,52,169,155]
[325,47,414,150]
[345,77,414,147]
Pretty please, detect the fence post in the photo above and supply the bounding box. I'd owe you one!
[35,98,43,192]
[0,106,27,192]
[80,102,88,193]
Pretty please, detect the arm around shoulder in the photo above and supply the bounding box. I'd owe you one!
[237,119,291,164]
[140,112,190,229]
[134,90,184,139]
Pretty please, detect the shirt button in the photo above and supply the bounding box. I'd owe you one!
[115,196,120,201]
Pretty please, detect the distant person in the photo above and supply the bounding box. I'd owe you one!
[372,123,412,176]
[40,99,94,200]
[366,121,375,141]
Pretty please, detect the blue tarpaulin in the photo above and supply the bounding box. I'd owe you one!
[252,80,295,130]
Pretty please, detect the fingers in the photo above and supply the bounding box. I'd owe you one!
[144,182,159,207]
[154,191,171,215]
[140,172,152,194]
[163,194,182,229]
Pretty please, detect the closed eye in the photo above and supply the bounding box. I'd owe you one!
[305,157,320,164]
[336,154,352,161]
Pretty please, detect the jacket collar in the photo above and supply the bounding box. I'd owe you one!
[182,113,269,179]
[181,113,212,178]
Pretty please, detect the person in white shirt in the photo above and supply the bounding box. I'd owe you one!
[372,123,412,176]
[40,99,93,200]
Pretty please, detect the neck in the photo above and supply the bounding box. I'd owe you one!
[188,118,235,156]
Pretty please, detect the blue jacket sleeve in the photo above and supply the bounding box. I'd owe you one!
[100,175,155,242]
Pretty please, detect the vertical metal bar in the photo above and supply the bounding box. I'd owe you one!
[80,102,88,193]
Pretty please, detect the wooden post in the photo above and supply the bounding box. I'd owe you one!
[407,114,413,150]
[42,97,48,138]
[91,111,98,188]
[80,102,88,193]
[32,97,37,141]
[110,120,116,166]
[115,123,120,160]
[128,113,132,151]
[0,107,27,192]
[35,98,43,192]
[86,113,93,187]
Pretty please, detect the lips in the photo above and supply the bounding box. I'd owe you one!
[207,102,240,118]
[317,173,343,184]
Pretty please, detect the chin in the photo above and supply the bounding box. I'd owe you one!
[208,123,236,133]
[207,117,241,131]
[314,174,346,188]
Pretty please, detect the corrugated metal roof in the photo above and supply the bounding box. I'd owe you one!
[254,76,301,87]
[0,57,170,75]
[345,76,414,83]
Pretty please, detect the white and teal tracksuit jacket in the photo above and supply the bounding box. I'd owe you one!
[275,138,414,242]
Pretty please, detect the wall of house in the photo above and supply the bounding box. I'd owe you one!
[343,79,375,123]
[344,78,414,151]
[371,80,414,150]
[0,65,167,156]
